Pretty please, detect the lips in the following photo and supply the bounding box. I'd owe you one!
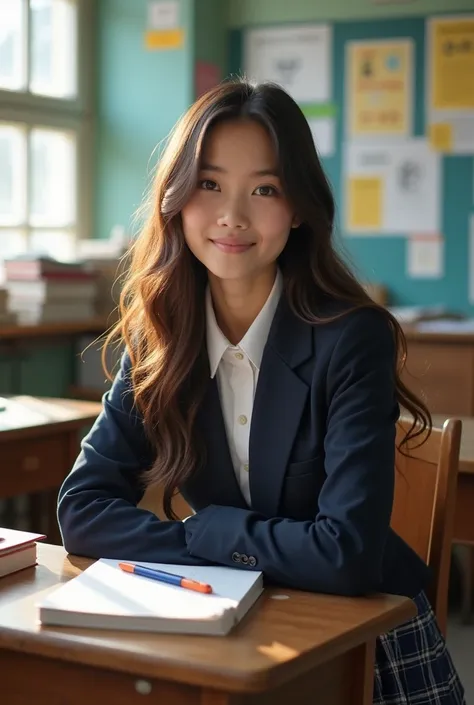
[211,239,255,254]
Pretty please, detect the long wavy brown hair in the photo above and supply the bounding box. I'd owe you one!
[103,79,431,519]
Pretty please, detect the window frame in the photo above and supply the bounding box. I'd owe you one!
[0,0,97,249]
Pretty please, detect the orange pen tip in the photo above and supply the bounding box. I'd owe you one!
[182,579,213,593]
[118,562,134,573]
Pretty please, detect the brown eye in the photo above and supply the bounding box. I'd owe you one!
[254,185,278,197]
[199,179,219,191]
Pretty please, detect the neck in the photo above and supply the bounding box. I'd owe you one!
[209,267,277,345]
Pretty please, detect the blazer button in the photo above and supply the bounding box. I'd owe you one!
[232,552,241,563]
[248,556,257,567]
[240,554,249,565]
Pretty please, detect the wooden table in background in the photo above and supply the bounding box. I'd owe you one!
[0,544,416,705]
[0,396,102,543]
[402,328,474,416]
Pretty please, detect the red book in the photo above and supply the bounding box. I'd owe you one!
[0,528,46,578]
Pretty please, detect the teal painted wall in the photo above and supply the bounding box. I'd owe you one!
[228,0,474,26]
[229,12,474,312]
[94,0,195,240]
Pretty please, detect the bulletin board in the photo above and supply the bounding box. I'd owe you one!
[228,15,474,313]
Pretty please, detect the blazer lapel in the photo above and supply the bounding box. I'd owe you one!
[249,298,312,518]
[192,376,248,509]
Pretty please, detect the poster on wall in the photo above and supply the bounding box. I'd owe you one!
[346,39,413,139]
[427,15,474,154]
[345,139,442,235]
[244,25,332,104]
[469,214,474,304]
[145,0,184,50]
[407,235,444,279]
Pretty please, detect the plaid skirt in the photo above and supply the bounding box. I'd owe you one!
[374,591,466,704]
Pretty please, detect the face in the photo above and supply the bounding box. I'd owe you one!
[181,120,297,284]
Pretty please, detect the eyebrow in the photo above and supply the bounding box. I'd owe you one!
[200,163,280,178]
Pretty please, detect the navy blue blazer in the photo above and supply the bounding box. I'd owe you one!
[58,297,430,598]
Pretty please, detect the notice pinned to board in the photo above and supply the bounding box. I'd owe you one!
[244,25,332,104]
[145,0,183,50]
[348,178,383,230]
[429,122,453,152]
[407,235,444,279]
[145,28,184,50]
[427,15,474,154]
[345,139,442,235]
[346,39,413,138]
[148,0,180,30]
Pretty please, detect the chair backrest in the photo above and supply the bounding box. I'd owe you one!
[392,417,462,635]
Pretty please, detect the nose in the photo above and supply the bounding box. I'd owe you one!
[216,197,250,230]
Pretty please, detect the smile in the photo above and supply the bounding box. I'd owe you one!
[211,240,255,254]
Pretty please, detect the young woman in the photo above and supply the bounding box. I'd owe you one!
[58,80,465,704]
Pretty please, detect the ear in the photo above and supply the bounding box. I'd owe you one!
[291,217,301,229]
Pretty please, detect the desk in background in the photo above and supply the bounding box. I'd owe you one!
[0,544,415,705]
[0,396,102,543]
[402,328,474,416]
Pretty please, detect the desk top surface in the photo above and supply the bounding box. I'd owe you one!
[0,545,415,693]
[0,396,102,441]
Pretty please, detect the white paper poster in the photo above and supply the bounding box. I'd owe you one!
[308,117,335,157]
[244,25,332,103]
[148,0,179,30]
[407,236,444,279]
[345,139,442,235]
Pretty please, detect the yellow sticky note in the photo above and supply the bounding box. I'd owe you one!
[144,28,184,50]
[348,177,383,230]
[429,123,453,152]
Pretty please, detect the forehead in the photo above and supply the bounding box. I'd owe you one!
[200,119,277,169]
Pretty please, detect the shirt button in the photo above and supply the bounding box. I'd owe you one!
[238,414,248,425]
[234,352,244,360]
[243,463,249,472]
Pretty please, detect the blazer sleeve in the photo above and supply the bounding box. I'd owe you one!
[57,351,205,564]
[183,309,400,595]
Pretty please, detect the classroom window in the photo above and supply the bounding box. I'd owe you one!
[0,0,94,266]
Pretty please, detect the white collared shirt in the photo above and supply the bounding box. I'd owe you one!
[205,270,283,506]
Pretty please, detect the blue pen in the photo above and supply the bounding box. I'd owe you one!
[119,562,213,593]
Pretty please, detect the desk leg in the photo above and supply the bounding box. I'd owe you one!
[353,639,376,705]
[457,544,473,624]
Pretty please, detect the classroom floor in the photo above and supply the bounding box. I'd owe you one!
[447,615,474,700]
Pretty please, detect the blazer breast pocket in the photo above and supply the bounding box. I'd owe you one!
[285,454,324,479]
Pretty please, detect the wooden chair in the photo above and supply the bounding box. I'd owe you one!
[392,418,462,636]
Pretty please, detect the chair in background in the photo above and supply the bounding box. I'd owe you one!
[392,418,462,636]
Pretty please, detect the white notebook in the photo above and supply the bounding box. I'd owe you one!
[37,559,264,636]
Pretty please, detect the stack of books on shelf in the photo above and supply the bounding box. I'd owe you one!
[4,256,99,325]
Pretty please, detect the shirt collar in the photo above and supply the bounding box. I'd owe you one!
[206,269,283,378]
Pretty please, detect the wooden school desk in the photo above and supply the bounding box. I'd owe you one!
[0,396,102,542]
[0,544,416,705]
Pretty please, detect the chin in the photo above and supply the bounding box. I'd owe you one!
[204,259,259,282]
